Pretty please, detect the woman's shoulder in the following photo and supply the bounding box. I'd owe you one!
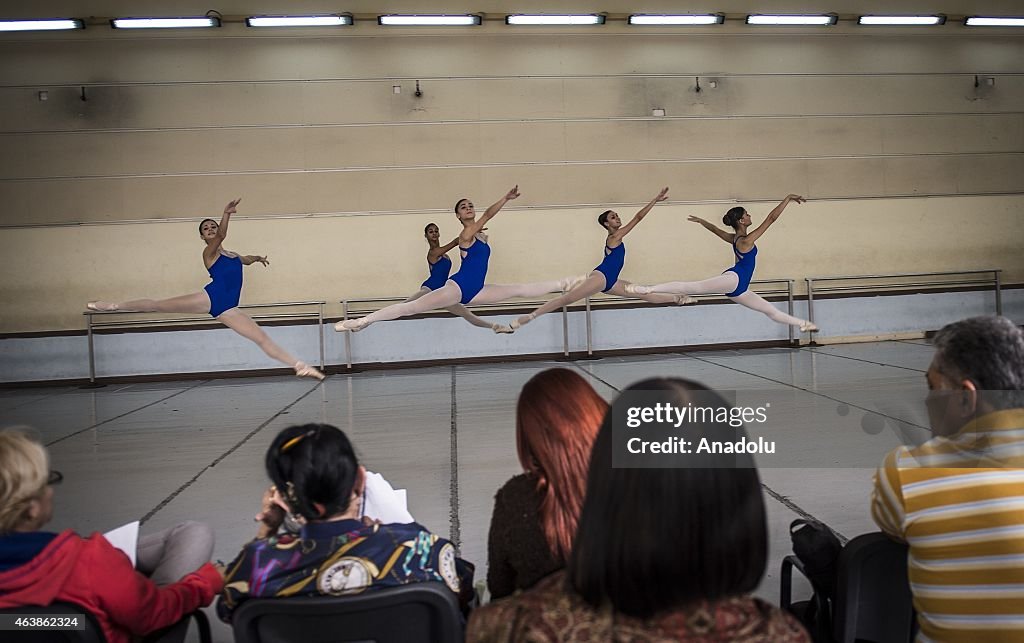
[495,473,540,501]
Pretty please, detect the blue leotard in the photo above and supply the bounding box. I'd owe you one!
[204,254,243,317]
[594,243,625,293]
[421,255,452,291]
[449,239,490,305]
[723,238,757,297]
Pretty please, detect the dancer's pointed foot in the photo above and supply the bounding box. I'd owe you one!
[86,301,118,312]
[800,321,818,333]
[559,274,589,292]
[624,284,652,296]
[492,323,514,334]
[334,318,368,332]
[294,361,325,381]
[674,295,697,306]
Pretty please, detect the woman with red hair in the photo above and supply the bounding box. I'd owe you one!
[486,367,608,599]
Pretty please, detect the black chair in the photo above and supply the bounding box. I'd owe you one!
[781,532,915,643]
[230,582,464,643]
[0,602,211,643]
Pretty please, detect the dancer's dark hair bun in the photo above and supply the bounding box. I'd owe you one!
[723,207,745,229]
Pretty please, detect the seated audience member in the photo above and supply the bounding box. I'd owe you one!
[871,315,1024,642]
[218,423,473,621]
[0,428,222,643]
[487,368,607,599]
[468,378,809,642]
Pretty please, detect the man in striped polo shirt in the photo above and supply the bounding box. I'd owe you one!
[872,315,1024,643]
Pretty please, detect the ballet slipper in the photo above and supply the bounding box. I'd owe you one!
[86,301,118,312]
[492,323,514,334]
[294,361,325,381]
[624,284,652,296]
[800,321,819,333]
[334,318,367,332]
[674,295,697,306]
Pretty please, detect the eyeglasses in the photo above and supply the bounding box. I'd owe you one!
[47,470,63,486]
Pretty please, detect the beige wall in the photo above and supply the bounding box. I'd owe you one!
[1,1,1022,332]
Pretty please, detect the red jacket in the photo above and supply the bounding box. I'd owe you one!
[0,529,223,643]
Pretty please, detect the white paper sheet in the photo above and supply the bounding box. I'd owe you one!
[102,521,140,567]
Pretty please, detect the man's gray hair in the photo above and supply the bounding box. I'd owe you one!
[933,315,1024,409]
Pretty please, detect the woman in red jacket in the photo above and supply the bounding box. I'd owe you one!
[0,428,223,643]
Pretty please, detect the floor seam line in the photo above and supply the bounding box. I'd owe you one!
[139,380,324,525]
[45,380,210,447]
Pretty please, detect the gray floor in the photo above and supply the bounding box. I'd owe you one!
[1,339,937,641]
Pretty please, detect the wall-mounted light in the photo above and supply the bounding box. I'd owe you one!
[246,15,352,28]
[506,15,605,26]
[746,15,837,26]
[628,14,723,26]
[378,15,480,26]
[965,16,1024,27]
[0,18,84,32]
[111,17,220,29]
[858,15,945,26]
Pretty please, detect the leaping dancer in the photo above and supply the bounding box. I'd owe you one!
[335,186,584,333]
[494,187,695,333]
[403,223,509,332]
[87,199,325,380]
[625,194,817,332]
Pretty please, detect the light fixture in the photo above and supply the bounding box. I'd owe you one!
[628,14,723,26]
[746,15,837,26]
[965,16,1024,27]
[858,15,945,26]
[111,17,220,29]
[506,15,605,26]
[0,18,84,32]
[378,15,480,26]
[246,15,352,28]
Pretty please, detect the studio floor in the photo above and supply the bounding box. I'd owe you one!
[0,339,937,641]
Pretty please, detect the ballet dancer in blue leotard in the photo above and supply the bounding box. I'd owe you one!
[400,223,508,331]
[335,186,585,332]
[86,198,324,380]
[625,194,817,332]
[494,187,696,333]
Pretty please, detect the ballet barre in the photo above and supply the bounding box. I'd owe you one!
[83,301,326,385]
[804,269,1003,339]
[583,278,798,356]
[339,296,574,369]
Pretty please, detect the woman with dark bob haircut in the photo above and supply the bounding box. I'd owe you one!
[468,378,809,642]
[218,424,473,621]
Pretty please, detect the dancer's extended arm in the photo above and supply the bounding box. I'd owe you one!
[429,238,460,263]
[465,186,519,240]
[240,255,269,266]
[203,198,241,264]
[688,215,735,244]
[741,194,805,249]
[610,187,669,244]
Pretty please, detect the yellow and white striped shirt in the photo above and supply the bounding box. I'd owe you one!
[872,408,1024,643]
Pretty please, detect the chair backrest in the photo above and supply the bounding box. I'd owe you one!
[230,582,464,643]
[0,602,106,643]
[832,532,915,643]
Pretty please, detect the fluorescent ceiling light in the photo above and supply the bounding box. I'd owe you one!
[246,15,352,28]
[0,18,84,32]
[506,15,605,26]
[746,15,837,26]
[378,15,480,26]
[628,15,723,26]
[858,15,945,26]
[111,17,220,29]
[965,16,1024,27]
